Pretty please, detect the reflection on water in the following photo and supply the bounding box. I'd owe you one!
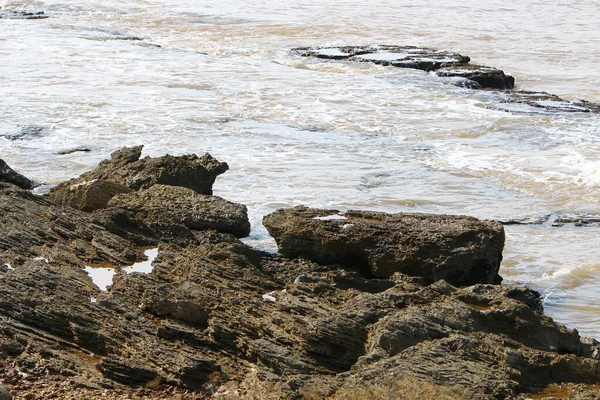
[1,0,599,337]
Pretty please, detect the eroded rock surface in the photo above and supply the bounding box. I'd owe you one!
[0,182,139,267]
[48,179,133,212]
[263,206,504,285]
[48,146,228,205]
[2,155,600,399]
[106,184,251,238]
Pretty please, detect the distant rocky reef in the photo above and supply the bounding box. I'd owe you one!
[294,45,600,114]
[1,147,600,399]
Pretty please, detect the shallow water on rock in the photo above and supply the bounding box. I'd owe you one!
[1,0,599,337]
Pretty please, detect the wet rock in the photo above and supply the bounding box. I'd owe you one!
[436,64,515,89]
[263,206,504,285]
[0,159,37,189]
[57,147,92,155]
[106,184,251,238]
[488,91,600,114]
[294,45,470,71]
[0,10,48,20]
[48,179,133,212]
[48,145,229,196]
[0,125,45,140]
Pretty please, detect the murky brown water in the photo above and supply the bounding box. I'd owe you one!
[1,0,599,337]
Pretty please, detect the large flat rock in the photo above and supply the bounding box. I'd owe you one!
[294,45,470,71]
[263,206,505,286]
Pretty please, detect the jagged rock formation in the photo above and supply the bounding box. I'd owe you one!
[2,153,600,399]
[48,146,229,210]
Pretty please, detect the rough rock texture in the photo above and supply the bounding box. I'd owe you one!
[106,184,251,238]
[436,64,515,89]
[294,45,470,71]
[0,182,139,267]
[263,206,504,285]
[48,145,229,200]
[3,155,600,399]
[0,159,37,190]
[48,179,133,212]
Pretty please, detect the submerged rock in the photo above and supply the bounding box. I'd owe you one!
[490,90,600,114]
[48,145,229,199]
[294,45,470,71]
[0,10,48,20]
[0,159,37,189]
[263,206,504,285]
[0,125,46,141]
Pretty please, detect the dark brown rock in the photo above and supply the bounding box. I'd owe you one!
[48,179,133,212]
[48,145,229,198]
[263,206,504,285]
[0,182,139,267]
[0,159,37,189]
[3,152,600,399]
[491,90,600,114]
[106,184,251,238]
[436,63,515,89]
[294,45,470,71]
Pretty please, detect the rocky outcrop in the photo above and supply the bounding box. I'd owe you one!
[106,184,251,238]
[489,90,600,113]
[263,206,504,286]
[293,45,600,113]
[436,64,515,89]
[48,146,229,209]
[2,154,600,399]
[0,159,37,190]
[294,45,470,72]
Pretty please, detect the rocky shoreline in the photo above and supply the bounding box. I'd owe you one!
[1,147,600,399]
[294,45,600,114]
